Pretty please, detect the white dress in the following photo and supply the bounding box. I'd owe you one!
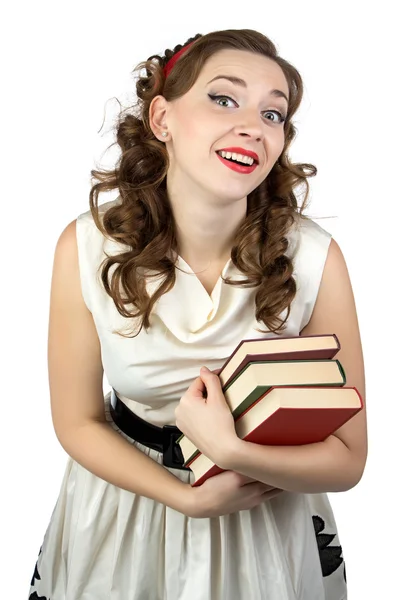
[29,198,348,600]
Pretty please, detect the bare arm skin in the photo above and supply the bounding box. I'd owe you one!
[48,220,194,513]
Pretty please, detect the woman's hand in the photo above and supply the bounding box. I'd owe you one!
[183,471,284,518]
[175,366,238,467]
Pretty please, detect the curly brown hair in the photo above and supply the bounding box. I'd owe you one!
[89,29,316,337]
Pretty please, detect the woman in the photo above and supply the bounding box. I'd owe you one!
[29,29,367,600]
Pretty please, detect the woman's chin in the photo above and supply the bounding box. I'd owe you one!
[208,184,257,204]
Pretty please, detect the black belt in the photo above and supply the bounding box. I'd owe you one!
[109,389,190,471]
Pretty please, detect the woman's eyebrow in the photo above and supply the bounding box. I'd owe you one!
[206,75,289,106]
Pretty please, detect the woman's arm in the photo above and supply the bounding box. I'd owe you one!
[48,220,193,513]
[194,239,368,494]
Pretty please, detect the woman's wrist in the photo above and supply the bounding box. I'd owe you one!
[182,484,199,517]
[176,481,200,517]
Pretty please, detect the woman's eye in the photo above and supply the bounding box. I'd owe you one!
[208,94,237,108]
[208,94,286,124]
[263,110,286,124]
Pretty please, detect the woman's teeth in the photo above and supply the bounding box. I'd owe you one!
[217,150,255,166]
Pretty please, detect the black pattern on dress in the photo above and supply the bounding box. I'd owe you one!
[29,546,50,600]
[30,546,42,587]
[312,514,345,582]
[30,562,41,587]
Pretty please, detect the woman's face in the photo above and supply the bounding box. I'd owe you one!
[163,48,290,203]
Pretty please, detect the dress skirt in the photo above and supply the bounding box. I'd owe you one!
[29,392,348,600]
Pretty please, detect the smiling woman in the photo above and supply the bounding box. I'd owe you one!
[153,48,290,224]
[28,28,365,600]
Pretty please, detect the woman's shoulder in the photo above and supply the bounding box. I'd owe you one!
[287,213,332,261]
[75,195,127,255]
[76,195,122,227]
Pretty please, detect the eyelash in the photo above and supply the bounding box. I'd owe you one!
[208,94,287,124]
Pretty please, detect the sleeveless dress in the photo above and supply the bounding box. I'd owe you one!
[29,198,348,600]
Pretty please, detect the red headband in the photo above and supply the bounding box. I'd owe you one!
[163,42,194,78]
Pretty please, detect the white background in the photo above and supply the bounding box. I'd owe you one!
[1,1,398,597]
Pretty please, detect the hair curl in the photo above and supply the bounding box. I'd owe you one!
[89,29,316,337]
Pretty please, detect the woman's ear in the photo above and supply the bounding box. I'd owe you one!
[149,95,169,141]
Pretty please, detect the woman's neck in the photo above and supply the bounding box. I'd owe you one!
[167,179,247,270]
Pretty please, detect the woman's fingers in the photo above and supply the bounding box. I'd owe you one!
[199,367,223,397]
[184,375,206,399]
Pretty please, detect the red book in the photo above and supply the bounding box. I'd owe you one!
[186,385,363,487]
[218,333,340,389]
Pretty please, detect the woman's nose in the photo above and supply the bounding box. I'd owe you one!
[232,114,264,142]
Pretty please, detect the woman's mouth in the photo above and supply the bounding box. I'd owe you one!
[215,151,258,174]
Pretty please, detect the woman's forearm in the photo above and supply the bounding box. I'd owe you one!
[220,434,365,494]
[57,419,193,513]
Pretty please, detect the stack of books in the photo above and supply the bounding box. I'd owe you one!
[177,334,363,487]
